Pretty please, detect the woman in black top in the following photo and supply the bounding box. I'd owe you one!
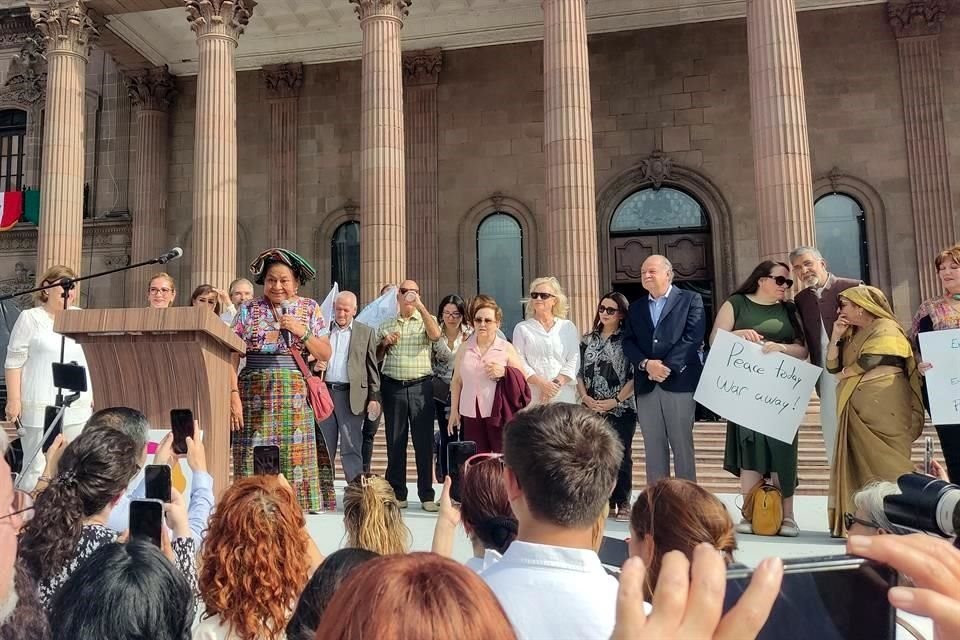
[577,292,636,520]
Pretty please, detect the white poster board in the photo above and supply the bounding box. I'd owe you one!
[694,330,822,443]
[355,286,399,329]
[919,329,960,425]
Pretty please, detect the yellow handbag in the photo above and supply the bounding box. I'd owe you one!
[742,480,784,536]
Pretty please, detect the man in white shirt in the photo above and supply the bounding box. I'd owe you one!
[316,291,381,483]
[482,403,631,639]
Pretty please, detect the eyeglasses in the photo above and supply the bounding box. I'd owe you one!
[0,489,34,527]
[765,276,794,288]
[149,287,173,295]
[598,305,619,315]
[442,311,463,319]
[464,452,504,473]
[399,288,419,295]
[530,292,555,300]
[474,317,496,324]
[843,512,882,531]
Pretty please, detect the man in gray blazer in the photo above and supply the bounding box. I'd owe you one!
[316,291,381,483]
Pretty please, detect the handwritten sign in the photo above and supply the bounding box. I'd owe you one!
[919,329,960,425]
[694,330,822,443]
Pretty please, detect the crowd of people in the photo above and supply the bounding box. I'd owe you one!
[2,239,960,638]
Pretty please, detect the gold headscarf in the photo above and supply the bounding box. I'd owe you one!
[838,285,897,323]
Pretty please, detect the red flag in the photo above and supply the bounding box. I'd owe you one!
[0,192,24,231]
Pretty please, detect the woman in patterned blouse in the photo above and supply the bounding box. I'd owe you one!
[17,426,196,608]
[577,291,636,521]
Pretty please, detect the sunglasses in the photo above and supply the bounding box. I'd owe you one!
[766,276,794,288]
[474,317,496,324]
[399,288,419,295]
[464,452,504,473]
[843,512,881,531]
[598,305,619,315]
[530,292,555,300]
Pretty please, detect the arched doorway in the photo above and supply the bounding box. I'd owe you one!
[608,186,715,327]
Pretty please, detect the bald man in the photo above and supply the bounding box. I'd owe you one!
[315,291,381,483]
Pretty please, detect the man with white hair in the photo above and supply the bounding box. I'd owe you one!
[789,246,861,466]
[622,254,705,486]
[219,277,255,324]
[315,291,381,484]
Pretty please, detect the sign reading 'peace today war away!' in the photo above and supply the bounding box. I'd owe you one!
[918,329,960,426]
[695,330,822,444]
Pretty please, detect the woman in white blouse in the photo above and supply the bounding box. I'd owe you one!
[4,265,93,491]
[512,277,580,405]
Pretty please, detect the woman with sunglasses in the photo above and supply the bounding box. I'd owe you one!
[825,286,922,538]
[577,292,636,521]
[433,294,471,478]
[448,297,526,453]
[711,260,807,537]
[512,277,580,405]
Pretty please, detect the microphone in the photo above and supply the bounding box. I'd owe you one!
[280,300,294,347]
[157,247,183,265]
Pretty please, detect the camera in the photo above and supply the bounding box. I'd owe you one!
[883,473,960,538]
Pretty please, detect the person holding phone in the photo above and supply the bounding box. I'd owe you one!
[4,265,94,492]
[230,248,335,512]
[376,279,442,511]
[16,427,195,608]
[432,294,471,478]
[342,474,412,555]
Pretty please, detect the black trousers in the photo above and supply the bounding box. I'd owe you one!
[607,411,637,507]
[936,424,960,483]
[361,415,379,474]
[382,376,436,502]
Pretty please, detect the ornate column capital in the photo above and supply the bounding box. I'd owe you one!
[184,0,251,41]
[29,0,98,58]
[127,66,177,112]
[403,48,442,86]
[350,0,411,23]
[888,0,948,38]
[261,63,303,99]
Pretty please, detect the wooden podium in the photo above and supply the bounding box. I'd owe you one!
[55,307,245,497]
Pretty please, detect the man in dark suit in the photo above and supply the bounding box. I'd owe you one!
[316,291,381,483]
[789,247,861,466]
[622,254,706,484]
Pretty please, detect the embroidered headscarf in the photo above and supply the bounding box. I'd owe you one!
[249,248,317,285]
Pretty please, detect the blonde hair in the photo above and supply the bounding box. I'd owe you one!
[343,476,411,555]
[33,265,78,305]
[147,272,176,293]
[524,276,568,319]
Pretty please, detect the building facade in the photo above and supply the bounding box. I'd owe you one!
[0,0,957,334]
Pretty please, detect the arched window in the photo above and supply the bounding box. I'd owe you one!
[814,193,868,283]
[0,109,27,193]
[477,213,523,334]
[331,221,360,295]
[610,187,707,233]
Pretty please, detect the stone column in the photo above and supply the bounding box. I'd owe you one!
[351,0,410,304]
[542,0,600,331]
[30,0,97,275]
[746,0,815,261]
[185,0,250,290]
[126,67,176,304]
[889,0,955,301]
[262,63,303,249]
[403,49,441,306]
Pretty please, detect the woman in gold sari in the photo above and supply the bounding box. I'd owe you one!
[825,285,923,537]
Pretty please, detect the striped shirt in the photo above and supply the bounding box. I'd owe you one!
[378,310,437,380]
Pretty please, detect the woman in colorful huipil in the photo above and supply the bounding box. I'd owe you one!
[229,249,336,512]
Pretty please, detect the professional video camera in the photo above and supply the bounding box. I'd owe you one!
[883,473,960,538]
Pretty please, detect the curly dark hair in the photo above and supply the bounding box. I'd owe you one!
[18,426,139,584]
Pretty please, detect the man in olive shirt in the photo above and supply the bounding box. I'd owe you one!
[377,279,442,511]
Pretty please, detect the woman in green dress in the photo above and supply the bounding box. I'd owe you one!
[711,260,808,537]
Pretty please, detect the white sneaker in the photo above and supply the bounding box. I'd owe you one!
[735,518,753,534]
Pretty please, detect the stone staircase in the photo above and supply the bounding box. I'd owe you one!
[345,402,942,496]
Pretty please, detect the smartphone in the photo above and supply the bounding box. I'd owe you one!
[447,441,478,503]
[41,405,62,453]
[598,536,629,569]
[129,499,164,548]
[144,464,172,503]
[253,445,281,476]
[169,409,194,456]
[924,436,934,476]
[725,555,897,640]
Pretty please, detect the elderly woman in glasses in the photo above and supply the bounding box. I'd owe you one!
[711,260,807,537]
[512,277,580,405]
[825,286,923,538]
[577,292,636,521]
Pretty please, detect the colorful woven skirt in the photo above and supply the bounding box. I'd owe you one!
[234,367,336,511]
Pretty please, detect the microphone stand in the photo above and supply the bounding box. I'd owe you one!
[5,251,180,489]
